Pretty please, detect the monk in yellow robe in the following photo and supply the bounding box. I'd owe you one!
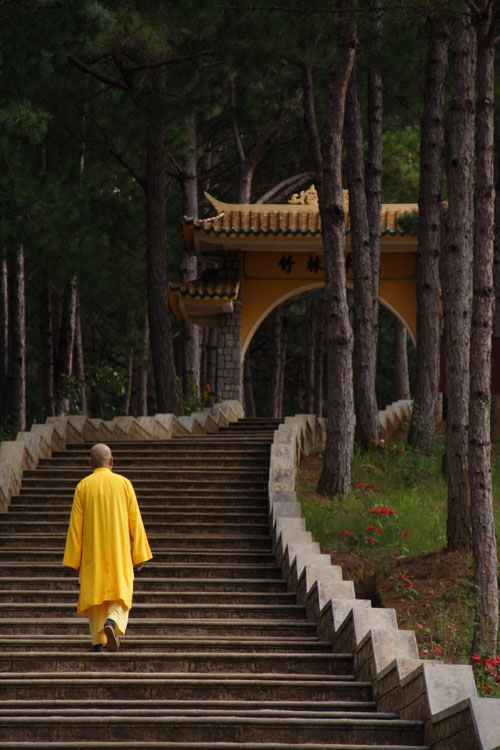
[63,443,152,652]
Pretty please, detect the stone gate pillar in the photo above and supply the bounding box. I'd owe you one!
[215,252,242,403]
[216,300,242,402]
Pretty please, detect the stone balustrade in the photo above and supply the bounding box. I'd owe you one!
[267,402,500,750]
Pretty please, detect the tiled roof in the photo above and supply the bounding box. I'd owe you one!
[184,207,417,238]
[169,279,240,300]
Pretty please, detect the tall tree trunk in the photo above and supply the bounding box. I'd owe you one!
[305,299,315,413]
[137,315,150,417]
[303,8,357,495]
[179,112,201,400]
[39,282,55,418]
[408,19,449,448]
[470,0,498,656]
[345,67,380,448]
[147,368,157,416]
[7,245,26,431]
[267,303,288,418]
[366,0,383,328]
[123,351,133,416]
[73,296,87,414]
[56,276,78,415]
[441,10,475,551]
[145,75,180,415]
[313,296,325,418]
[492,152,500,437]
[243,355,256,418]
[0,255,9,421]
[394,319,410,400]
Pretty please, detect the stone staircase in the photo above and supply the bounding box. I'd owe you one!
[0,417,428,748]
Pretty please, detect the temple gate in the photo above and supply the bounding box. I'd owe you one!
[169,188,418,402]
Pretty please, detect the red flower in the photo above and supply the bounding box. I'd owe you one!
[369,505,396,516]
[341,530,356,537]
[205,384,211,391]
[365,536,376,544]
[471,654,481,664]
[400,531,410,538]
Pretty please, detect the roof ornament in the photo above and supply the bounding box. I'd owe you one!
[288,185,349,210]
[288,184,319,206]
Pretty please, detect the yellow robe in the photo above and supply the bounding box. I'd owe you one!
[63,467,152,615]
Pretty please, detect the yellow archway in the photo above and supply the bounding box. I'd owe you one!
[240,282,416,362]
[170,188,418,401]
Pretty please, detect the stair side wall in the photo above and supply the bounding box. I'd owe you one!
[268,402,498,750]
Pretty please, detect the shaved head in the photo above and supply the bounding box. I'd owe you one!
[89,443,113,468]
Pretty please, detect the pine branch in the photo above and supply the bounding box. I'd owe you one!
[255,172,315,203]
[230,79,246,163]
[67,56,128,91]
[85,115,146,189]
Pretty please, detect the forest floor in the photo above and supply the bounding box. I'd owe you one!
[298,446,500,696]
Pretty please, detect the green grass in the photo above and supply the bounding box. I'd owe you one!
[298,439,449,565]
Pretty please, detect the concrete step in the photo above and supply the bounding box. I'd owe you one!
[0,550,277,565]
[0,602,307,620]
[16,479,268,500]
[0,590,297,606]
[19,477,270,491]
[21,467,270,480]
[0,577,288,592]
[0,636,328,653]
[0,744,430,750]
[0,534,273,550]
[0,698,377,713]
[40,454,271,468]
[61,438,273,451]
[0,713,425,744]
[10,493,269,506]
[0,651,353,676]
[0,672,371,702]
[0,562,283,579]
[0,618,318,638]
[1,510,269,524]
[0,520,271,536]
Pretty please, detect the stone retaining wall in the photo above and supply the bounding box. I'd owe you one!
[0,401,244,513]
[268,404,500,750]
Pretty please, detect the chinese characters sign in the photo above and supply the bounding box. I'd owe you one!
[244,252,326,279]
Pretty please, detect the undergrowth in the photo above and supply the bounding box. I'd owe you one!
[296,436,500,698]
[297,439,448,565]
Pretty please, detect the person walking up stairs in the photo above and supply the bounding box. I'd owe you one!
[0,417,428,748]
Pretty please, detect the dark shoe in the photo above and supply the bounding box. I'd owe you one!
[104,618,120,652]
[91,644,105,652]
